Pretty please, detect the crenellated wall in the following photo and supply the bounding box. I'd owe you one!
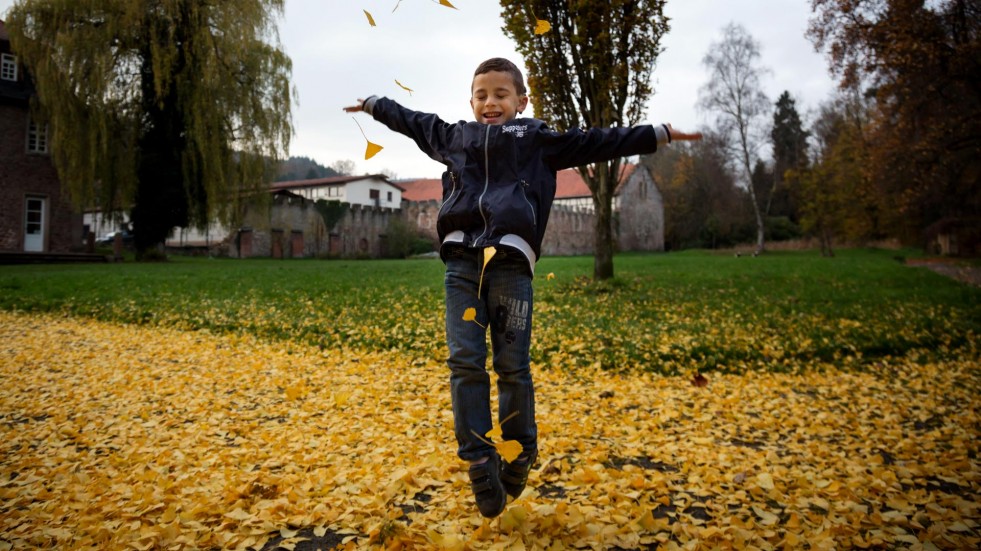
[199,167,664,260]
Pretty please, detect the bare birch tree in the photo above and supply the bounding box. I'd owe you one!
[698,23,771,255]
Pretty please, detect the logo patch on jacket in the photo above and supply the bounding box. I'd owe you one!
[502,124,528,138]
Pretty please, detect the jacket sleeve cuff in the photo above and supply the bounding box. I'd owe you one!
[363,96,379,116]
[654,124,671,146]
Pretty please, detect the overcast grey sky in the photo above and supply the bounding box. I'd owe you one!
[1,0,837,179]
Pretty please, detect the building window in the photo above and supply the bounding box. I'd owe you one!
[0,53,17,82]
[369,189,380,199]
[27,120,49,154]
[387,191,393,202]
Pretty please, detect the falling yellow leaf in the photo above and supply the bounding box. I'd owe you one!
[437,0,458,9]
[495,439,523,463]
[547,272,555,280]
[353,117,384,160]
[364,141,383,160]
[485,410,520,440]
[363,9,376,27]
[462,307,484,328]
[477,246,496,298]
[534,18,551,35]
[395,79,414,95]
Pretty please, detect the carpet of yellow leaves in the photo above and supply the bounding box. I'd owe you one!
[1,311,979,550]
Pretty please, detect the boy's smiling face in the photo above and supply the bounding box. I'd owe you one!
[470,70,529,125]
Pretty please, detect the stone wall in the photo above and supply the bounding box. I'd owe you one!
[223,194,400,259]
[214,167,664,260]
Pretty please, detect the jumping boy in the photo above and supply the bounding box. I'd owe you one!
[345,57,701,518]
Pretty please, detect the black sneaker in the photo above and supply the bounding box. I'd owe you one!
[468,453,506,518]
[501,451,537,499]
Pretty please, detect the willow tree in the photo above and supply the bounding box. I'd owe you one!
[500,0,669,280]
[6,0,294,256]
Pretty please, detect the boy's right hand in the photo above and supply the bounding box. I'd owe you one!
[667,124,703,141]
[343,99,366,113]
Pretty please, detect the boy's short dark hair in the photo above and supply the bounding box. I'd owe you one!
[473,57,527,96]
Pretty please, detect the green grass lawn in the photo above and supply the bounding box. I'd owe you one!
[1,248,978,374]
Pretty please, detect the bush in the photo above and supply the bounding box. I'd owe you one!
[766,216,803,242]
[384,217,435,258]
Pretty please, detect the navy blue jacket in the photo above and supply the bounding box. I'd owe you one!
[365,96,670,271]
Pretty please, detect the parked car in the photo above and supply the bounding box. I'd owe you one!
[96,230,134,245]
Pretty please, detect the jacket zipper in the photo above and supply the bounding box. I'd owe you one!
[437,172,458,217]
[521,179,537,228]
[475,125,492,245]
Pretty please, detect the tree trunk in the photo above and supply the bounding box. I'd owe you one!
[591,165,616,280]
[741,141,766,255]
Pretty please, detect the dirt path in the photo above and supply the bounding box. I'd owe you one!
[909,260,981,287]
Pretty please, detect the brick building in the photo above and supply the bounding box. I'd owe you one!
[0,19,84,254]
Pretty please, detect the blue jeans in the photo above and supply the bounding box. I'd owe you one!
[444,246,537,461]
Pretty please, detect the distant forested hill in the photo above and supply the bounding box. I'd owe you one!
[275,156,340,182]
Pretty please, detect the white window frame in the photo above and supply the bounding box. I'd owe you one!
[1,53,17,82]
[27,120,49,154]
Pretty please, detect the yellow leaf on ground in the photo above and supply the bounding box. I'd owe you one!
[500,505,528,532]
[285,384,307,400]
[224,508,252,521]
[752,505,779,526]
[756,472,775,490]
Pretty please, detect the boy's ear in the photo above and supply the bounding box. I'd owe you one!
[518,94,529,115]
